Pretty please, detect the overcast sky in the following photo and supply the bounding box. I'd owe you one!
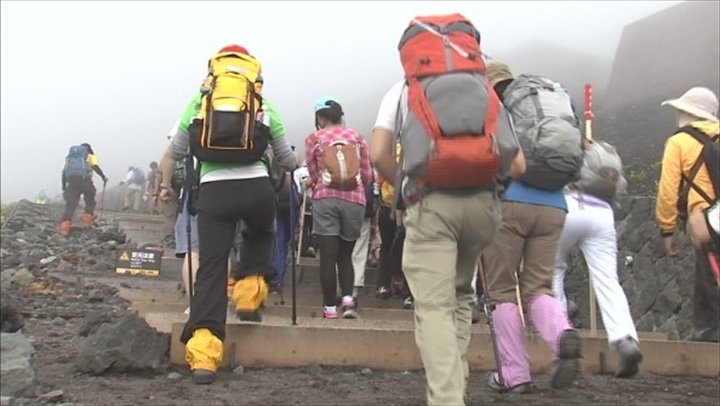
[0,0,682,203]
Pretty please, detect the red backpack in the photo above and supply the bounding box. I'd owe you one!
[397,14,501,190]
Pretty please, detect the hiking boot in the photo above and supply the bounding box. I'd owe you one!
[185,328,222,385]
[613,337,643,378]
[81,213,94,226]
[341,296,358,319]
[487,372,533,394]
[375,286,391,299]
[59,220,71,235]
[323,306,338,319]
[192,369,216,384]
[232,275,268,322]
[269,284,282,295]
[549,329,582,389]
[402,296,414,309]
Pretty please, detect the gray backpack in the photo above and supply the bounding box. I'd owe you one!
[575,140,627,202]
[395,74,521,204]
[502,74,584,190]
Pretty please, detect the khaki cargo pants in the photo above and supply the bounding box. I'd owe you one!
[483,201,566,307]
[402,190,500,406]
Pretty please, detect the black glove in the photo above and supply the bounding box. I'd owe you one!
[102,177,108,185]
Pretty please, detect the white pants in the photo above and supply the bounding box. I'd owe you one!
[352,217,372,287]
[553,192,639,344]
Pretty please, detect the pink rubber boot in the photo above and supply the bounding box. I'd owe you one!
[491,302,533,390]
[528,294,582,389]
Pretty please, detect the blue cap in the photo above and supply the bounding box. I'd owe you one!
[314,96,339,112]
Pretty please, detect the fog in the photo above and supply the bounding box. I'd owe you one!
[0,0,681,203]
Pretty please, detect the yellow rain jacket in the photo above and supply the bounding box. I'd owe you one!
[656,120,719,235]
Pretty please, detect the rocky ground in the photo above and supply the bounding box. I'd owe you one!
[1,201,718,405]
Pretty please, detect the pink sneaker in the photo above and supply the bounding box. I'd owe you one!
[341,296,358,319]
[323,306,338,319]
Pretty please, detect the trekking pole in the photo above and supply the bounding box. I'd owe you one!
[478,256,505,389]
[289,170,298,326]
[584,83,598,335]
[186,197,194,304]
[185,155,195,305]
[98,182,106,222]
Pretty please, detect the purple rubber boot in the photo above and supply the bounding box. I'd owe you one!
[528,294,582,389]
[490,302,533,391]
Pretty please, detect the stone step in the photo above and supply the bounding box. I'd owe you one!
[167,318,719,377]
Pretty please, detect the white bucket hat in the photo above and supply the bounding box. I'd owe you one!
[661,87,719,123]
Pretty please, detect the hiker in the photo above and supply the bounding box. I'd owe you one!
[35,190,49,205]
[371,15,524,405]
[656,86,719,342]
[122,166,145,211]
[147,161,160,214]
[351,173,378,299]
[482,61,585,392]
[159,44,296,384]
[175,175,199,315]
[258,77,300,295]
[155,122,184,239]
[293,162,318,258]
[269,168,300,294]
[375,146,412,308]
[60,143,108,234]
[553,140,644,378]
[305,97,372,319]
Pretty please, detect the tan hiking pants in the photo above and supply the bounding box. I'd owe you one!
[483,201,567,307]
[402,190,500,405]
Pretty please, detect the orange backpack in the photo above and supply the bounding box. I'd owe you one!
[310,134,361,191]
[397,14,500,191]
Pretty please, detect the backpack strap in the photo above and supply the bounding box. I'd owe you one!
[390,95,406,220]
[676,126,719,217]
[529,88,545,120]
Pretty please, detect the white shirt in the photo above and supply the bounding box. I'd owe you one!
[125,170,144,190]
[373,80,409,133]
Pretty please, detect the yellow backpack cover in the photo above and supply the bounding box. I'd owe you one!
[190,51,269,163]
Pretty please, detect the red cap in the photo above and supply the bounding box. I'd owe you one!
[219,44,249,54]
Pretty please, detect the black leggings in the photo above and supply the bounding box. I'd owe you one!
[377,206,402,289]
[63,178,96,221]
[180,178,275,343]
[318,235,355,306]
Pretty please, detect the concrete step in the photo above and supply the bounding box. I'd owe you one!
[117,288,408,309]
[168,318,719,377]
[136,302,668,340]
[134,302,416,323]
